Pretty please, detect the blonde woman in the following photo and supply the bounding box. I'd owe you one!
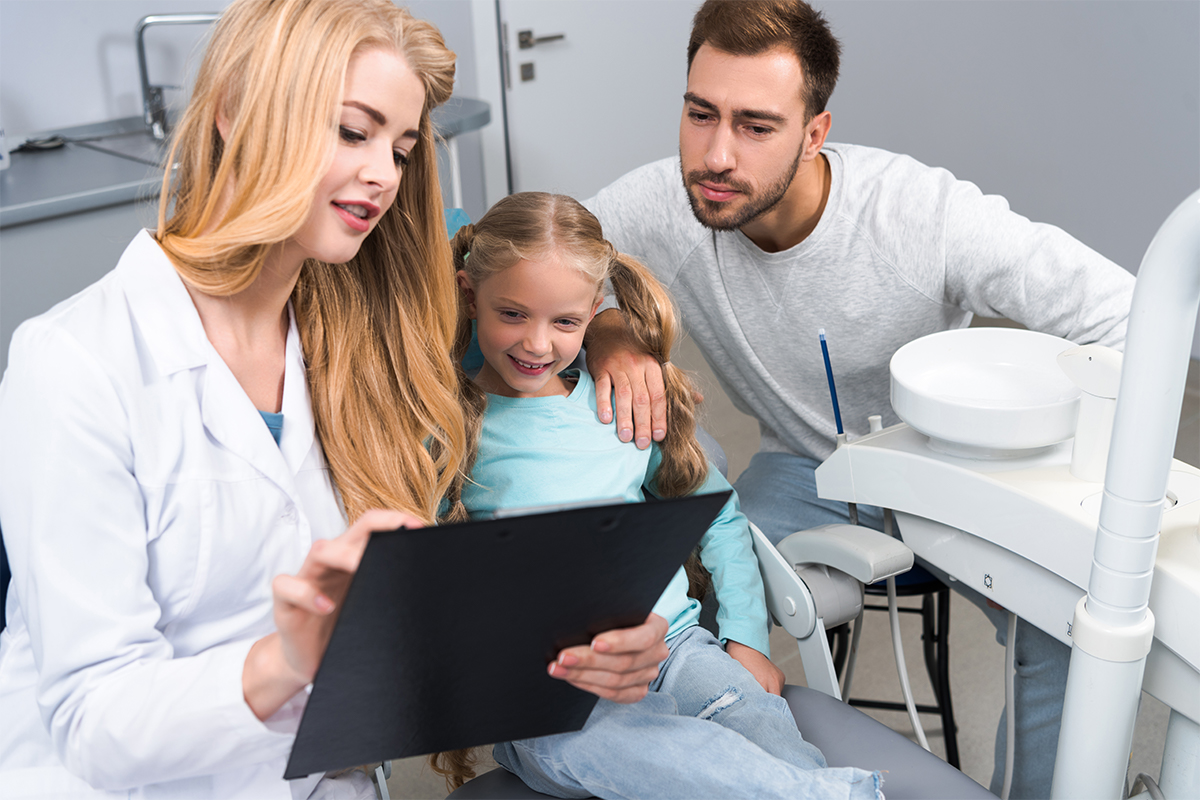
[0,2,663,798]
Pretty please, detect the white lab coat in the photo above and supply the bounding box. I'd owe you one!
[0,231,370,799]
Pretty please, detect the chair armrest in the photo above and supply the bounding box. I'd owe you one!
[750,522,862,699]
[776,524,913,585]
[750,522,819,640]
[751,523,915,701]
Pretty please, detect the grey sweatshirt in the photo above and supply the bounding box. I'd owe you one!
[585,145,1134,462]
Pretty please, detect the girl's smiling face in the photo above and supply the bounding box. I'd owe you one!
[459,254,602,398]
[282,47,424,268]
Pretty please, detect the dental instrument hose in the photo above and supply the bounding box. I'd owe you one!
[1001,611,1017,800]
[820,327,865,693]
[885,509,931,752]
[820,330,930,754]
[840,607,865,698]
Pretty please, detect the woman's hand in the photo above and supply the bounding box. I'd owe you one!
[726,640,785,696]
[584,309,667,450]
[243,509,423,720]
[547,612,670,703]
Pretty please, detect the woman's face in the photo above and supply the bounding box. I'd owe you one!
[286,47,425,266]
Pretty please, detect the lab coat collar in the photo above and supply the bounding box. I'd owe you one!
[277,305,317,474]
[118,229,211,375]
[118,230,318,502]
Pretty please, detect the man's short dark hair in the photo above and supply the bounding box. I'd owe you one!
[688,0,841,120]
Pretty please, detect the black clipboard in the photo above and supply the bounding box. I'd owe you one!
[284,490,731,779]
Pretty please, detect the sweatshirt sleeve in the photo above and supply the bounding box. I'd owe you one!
[0,321,296,791]
[940,179,1135,350]
[644,448,770,657]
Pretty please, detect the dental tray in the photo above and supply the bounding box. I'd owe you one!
[890,327,1080,458]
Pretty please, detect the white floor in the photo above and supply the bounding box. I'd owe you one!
[385,330,1200,799]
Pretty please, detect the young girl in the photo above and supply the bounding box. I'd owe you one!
[440,192,882,800]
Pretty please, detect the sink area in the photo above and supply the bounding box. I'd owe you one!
[890,327,1082,458]
[71,97,489,169]
[79,130,169,168]
[50,114,172,167]
[0,116,168,228]
[1,99,490,230]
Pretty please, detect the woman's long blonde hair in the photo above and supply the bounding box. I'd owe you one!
[157,0,474,523]
[432,192,711,789]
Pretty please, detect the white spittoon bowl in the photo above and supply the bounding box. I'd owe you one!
[890,328,1081,458]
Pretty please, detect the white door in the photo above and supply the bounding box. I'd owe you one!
[492,0,697,201]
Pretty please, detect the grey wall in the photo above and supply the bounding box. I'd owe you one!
[409,0,490,220]
[818,0,1200,353]
[0,0,490,220]
[821,0,1199,287]
[0,1,218,133]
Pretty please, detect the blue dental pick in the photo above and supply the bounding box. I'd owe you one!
[819,329,857,526]
[818,328,844,435]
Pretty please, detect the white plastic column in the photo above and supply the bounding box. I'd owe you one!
[1159,710,1200,798]
[1051,190,1200,799]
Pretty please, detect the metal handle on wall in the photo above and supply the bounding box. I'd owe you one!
[517,30,565,49]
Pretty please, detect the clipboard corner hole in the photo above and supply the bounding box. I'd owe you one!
[599,516,619,532]
[497,528,513,541]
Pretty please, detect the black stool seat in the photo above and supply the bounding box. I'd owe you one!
[448,684,990,799]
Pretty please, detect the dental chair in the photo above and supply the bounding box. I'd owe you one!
[447,519,994,799]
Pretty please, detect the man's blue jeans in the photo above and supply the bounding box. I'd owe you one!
[493,627,882,800]
[734,450,1070,800]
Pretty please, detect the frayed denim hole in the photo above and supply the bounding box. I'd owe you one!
[697,685,742,721]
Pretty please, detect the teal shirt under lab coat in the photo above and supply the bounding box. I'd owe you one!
[462,368,771,656]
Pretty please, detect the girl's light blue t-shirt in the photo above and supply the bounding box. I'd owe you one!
[462,368,769,655]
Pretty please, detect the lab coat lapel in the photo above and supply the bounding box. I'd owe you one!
[196,337,305,505]
[278,304,316,476]
[118,230,209,374]
[118,230,312,506]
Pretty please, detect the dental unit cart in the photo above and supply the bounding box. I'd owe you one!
[815,190,1200,800]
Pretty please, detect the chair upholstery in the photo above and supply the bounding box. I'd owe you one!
[447,684,992,799]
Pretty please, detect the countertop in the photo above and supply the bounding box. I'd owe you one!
[0,98,490,229]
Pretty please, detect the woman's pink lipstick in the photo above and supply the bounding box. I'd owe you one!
[332,200,380,233]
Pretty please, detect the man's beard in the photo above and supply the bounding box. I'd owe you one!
[682,146,804,231]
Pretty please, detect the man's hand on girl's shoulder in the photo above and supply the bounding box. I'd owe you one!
[585,309,668,450]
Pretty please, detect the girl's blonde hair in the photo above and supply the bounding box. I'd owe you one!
[432,191,711,789]
[451,192,708,495]
[157,0,475,523]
